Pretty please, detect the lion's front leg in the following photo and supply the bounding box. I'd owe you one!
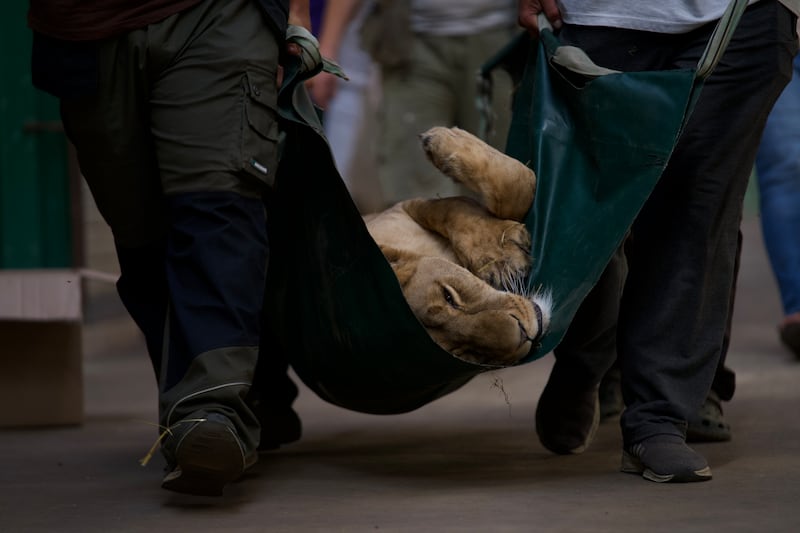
[402,198,532,290]
[419,127,536,222]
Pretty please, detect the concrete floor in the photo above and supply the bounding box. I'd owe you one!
[2,216,799,533]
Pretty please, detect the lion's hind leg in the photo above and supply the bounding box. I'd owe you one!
[419,127,536,221]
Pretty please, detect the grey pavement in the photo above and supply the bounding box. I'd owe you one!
[2,215,799,533]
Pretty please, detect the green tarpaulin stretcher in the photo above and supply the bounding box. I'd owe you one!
[264,1,748,415]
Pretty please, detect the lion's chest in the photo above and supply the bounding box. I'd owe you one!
[365,205,457,263]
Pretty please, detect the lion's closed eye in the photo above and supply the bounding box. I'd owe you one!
[442,284,460,309]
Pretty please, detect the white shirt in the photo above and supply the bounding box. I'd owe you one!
[558,0,798,34]
[409,0,517,35]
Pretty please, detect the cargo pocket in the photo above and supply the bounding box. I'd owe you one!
[241,70,280,188]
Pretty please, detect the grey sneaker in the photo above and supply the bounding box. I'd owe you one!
[161,412,257,496]
[621,435,712,483]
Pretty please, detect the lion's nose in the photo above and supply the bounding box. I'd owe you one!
[514,305,545,347]
[511,314,535,348]
[532,304,545,343]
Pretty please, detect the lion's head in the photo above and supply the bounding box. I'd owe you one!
[383,248,552,366]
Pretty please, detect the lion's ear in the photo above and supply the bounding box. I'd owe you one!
[379,245,417,287]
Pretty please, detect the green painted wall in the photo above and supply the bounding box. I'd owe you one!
[0,4,72,268]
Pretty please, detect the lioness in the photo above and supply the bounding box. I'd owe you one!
[366,126,552,366]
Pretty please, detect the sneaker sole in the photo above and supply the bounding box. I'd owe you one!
[162,421,246,496]
[621,450,712,483]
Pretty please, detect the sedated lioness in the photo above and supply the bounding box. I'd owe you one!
[365,126,552,366]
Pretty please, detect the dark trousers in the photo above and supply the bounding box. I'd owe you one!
[553,0,797,445]
[58,0,291,451]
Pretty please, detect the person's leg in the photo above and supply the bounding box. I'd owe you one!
[62,0,295,496]
[147,0,297,494]
[59,32,169,379]
[603,237,739,439]
[536,245,626,454]
[323,10,376,188]
[539,24,679,456]
[617,1,796,480]
[325,82,370,182]
[755,54,800,357]
[601,245,739,436]
[552,0,796,481]
[376,33,464,207]
[535,23,672,456]
[686,230,740,443]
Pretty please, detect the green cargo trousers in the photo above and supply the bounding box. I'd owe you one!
[60,0,292,461]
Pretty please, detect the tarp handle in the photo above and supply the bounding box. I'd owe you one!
[478,0,749,137]
[537,0,748,79]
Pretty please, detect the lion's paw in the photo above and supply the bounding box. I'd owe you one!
[419,127,493,186]
[419,126,536,222]
[458,221,532,291]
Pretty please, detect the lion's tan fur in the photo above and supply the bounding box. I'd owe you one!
[365,127,551,366]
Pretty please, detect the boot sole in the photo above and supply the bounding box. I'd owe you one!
[161,421,246,496]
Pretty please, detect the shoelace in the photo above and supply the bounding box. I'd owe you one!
[138,417,208,467]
